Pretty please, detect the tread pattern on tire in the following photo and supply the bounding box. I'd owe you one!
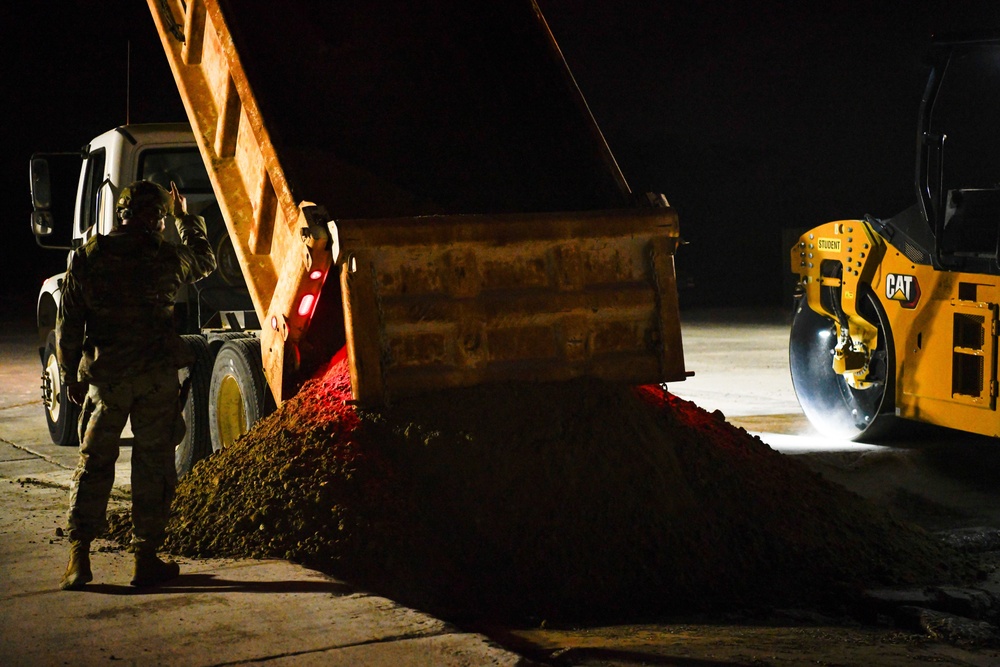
[176,335,215,477]
[43,330,79,447]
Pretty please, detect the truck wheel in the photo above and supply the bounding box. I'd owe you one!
[41,330,79,446]
[176,335,215,478]
[789,287,898,441]
[208,338,274,452]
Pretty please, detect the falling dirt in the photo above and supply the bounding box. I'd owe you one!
[109,357,975,623]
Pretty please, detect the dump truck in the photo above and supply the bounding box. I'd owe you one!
[789,33,1000,440]
[30,0,688,475]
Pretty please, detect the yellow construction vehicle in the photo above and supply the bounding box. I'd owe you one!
[790,34,1000,440]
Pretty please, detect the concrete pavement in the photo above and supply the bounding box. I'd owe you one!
[8,306,1000,666]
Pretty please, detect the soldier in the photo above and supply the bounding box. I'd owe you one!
[57,179,216,589]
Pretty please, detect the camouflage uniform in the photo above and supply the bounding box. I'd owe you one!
[57,182,216,554]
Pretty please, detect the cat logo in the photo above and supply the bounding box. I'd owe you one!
[885,273,920,308]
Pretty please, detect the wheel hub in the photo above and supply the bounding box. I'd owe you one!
[215,375,247,450]
[43,354,61,421]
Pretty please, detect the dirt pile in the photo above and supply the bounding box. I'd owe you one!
[112,359,974,621]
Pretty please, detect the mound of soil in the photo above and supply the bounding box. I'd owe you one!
[109,359,973,621]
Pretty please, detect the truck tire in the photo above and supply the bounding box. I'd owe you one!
[789,287,898,442]
[208,338,274,452]
[176,335,215,478]
[41,330,80,446]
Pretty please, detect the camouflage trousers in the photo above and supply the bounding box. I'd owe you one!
[67,366,184,553]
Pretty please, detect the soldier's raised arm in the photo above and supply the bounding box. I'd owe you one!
[169,181,216,282]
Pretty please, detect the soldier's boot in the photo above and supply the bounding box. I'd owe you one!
[130,551,180,588]
[60,540,93,590]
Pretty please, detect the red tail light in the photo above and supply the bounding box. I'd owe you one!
[297,293,316,317]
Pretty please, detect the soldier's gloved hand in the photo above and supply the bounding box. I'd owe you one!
[67,381,88,406]
[169,181,187,218]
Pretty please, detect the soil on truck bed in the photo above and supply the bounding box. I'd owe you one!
[110,358,975,623]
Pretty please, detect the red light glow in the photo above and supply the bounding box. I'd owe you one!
[297,293,316,317]
[309,269,323,280]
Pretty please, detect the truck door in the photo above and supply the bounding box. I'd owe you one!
[76,148,107,240]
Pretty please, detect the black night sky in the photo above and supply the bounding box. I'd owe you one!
[5,1,1000,315]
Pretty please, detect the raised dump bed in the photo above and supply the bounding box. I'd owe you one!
[147,0,686,406]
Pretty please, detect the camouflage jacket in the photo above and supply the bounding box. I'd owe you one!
[56,214,217,384]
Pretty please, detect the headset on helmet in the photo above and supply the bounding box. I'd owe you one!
[116,180,171,223]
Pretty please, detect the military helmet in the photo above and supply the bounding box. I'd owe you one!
[116,180,171,220]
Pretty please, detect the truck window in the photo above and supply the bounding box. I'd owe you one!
[77,149,106,238]
[140,148,216,219]
[140,149,212,193]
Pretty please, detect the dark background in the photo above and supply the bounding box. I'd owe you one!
[4,1,999,316]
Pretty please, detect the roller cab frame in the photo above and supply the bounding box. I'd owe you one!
[790,34,1000,440]
[147,0,688,408]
